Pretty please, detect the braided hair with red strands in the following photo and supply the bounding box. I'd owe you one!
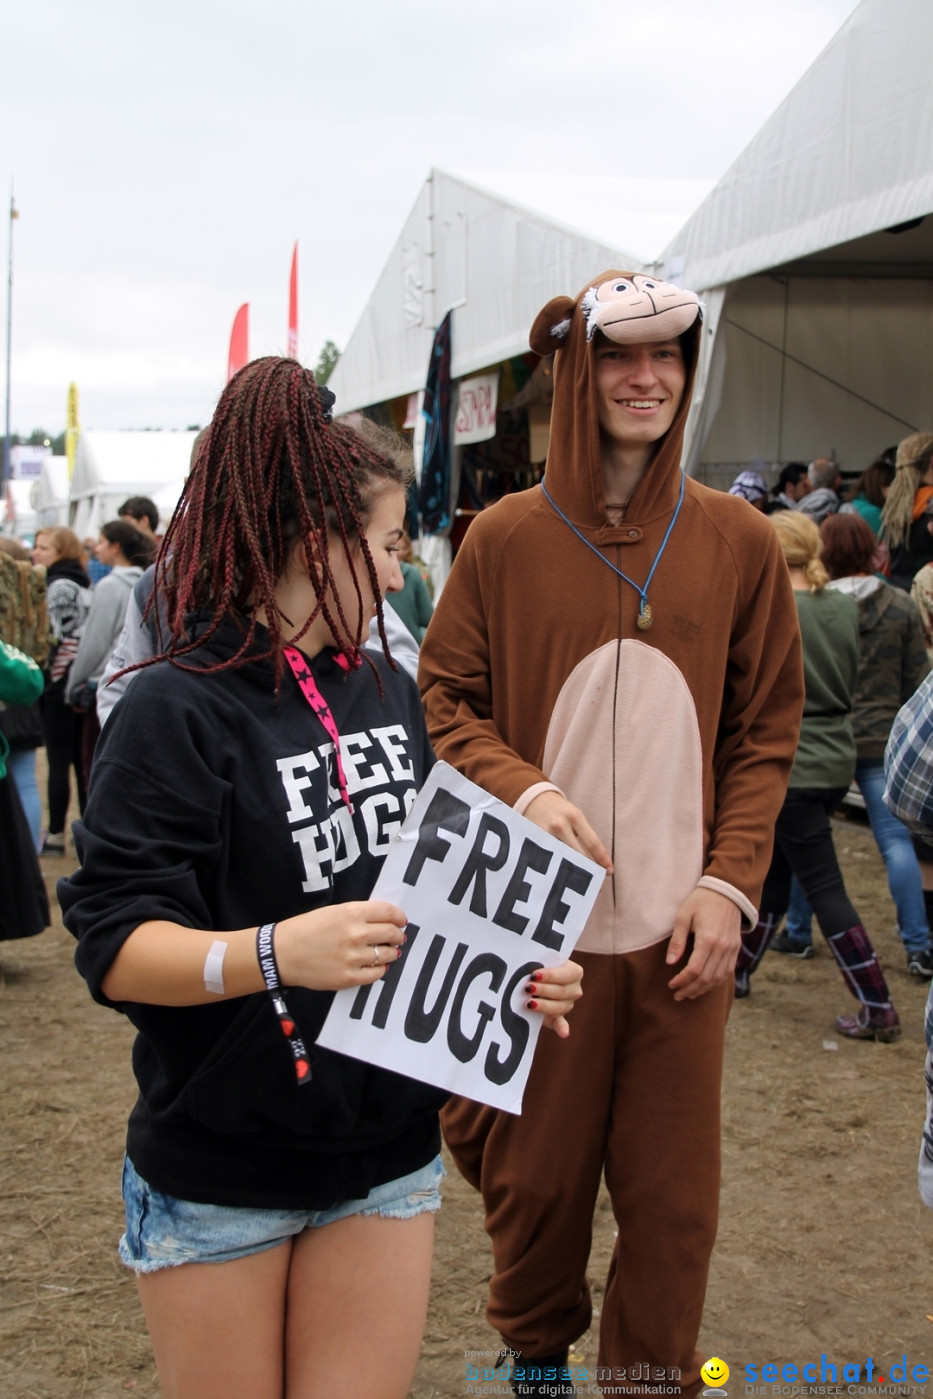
[148,357,413,687]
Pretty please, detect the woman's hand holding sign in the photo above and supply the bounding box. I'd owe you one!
[277,899,585,1036]
[275,900,409,990]
[526,958,584,1038]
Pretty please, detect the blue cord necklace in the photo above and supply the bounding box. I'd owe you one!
[541,471,686,631]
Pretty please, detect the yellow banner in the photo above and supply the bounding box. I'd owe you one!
[66,382,79,479]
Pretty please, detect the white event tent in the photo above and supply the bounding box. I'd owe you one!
[328,0,933,525]
[33,455,70,529]
[328,170,642,581]
[70,431,198,540]
[3,479,39,542]
[659,0,933,480]
[328,169,641,418]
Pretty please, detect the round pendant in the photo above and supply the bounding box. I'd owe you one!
[636,602,653,631]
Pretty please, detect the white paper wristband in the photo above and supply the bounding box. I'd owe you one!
[204,939,228,996]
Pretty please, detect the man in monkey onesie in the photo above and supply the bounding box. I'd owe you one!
[419,274,804,1397]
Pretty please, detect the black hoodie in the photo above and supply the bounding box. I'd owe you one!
[60,622,446,1209]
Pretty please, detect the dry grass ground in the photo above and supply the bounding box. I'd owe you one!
[1,809,931,1398]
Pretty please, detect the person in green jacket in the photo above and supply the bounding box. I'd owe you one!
[386,532,434,643]
[779,512,932,977]
[0,639,49,941]
[734,511,900,1041]
[846,453,894,536]
[0,639,44,778]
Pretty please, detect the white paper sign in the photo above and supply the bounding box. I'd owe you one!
[453,372,499,445]
[317,762,603,1113]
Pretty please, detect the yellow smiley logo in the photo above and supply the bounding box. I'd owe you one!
[701,1358,730,1388]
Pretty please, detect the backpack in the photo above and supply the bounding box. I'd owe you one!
[0,552,50,668]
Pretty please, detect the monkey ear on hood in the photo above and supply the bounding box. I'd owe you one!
[529,295,576,357]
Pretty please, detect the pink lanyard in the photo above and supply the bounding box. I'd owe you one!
[283,646,355,814]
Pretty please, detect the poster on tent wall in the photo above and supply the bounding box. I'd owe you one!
[454,373,499,446]
[10,446,48,479]
[317,762,603,1114]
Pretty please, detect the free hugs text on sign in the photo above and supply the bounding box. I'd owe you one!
[317,763,603,1113]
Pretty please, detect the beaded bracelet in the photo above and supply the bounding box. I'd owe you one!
[256,923,312,1085]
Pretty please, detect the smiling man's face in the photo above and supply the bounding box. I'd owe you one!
[593,335,686,453]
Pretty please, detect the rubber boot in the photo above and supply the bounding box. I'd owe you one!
[734,913,779,998]
[825,924,900,1042]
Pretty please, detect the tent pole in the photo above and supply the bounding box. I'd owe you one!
[425,169,436,337]
[776,277,789,462]
[3,187,16,489]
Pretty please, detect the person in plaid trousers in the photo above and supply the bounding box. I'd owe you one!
[884,670,933,1206]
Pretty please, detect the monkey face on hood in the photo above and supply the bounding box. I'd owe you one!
[581,275,700,345]
[528,271,703,529]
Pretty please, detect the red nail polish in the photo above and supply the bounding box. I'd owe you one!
[396,945,403,958]
[527,998,538,1010]
[531,970,543,982]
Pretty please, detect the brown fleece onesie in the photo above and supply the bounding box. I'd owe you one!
[419,272,803,1394]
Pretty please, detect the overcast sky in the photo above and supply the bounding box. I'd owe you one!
[3,0,860,435]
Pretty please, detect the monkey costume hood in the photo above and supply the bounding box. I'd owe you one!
[420,273,803,952]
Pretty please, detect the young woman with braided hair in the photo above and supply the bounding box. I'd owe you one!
[60,356,585,1399]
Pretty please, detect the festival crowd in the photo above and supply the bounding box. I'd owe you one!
[1,272,931,1399]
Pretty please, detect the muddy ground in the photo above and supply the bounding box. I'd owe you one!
[1,807,932,1398]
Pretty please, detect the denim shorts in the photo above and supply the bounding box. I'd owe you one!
[119,1153,445,1273]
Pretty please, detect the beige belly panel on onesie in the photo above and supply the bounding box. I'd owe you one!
[542,639,704,955]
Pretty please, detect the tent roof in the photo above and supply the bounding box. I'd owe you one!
[4,478,39,534]
[328,169,643,415]
[451,171,715,270]
[71,430,199,500]
[660,0,933,292]
[34,455,69,509]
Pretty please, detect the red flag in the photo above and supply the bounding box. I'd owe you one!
[288,243,298,360]
[227,303,249,382]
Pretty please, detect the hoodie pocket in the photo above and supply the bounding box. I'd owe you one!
[175,995,327,1137]
[174,993,442,1142]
